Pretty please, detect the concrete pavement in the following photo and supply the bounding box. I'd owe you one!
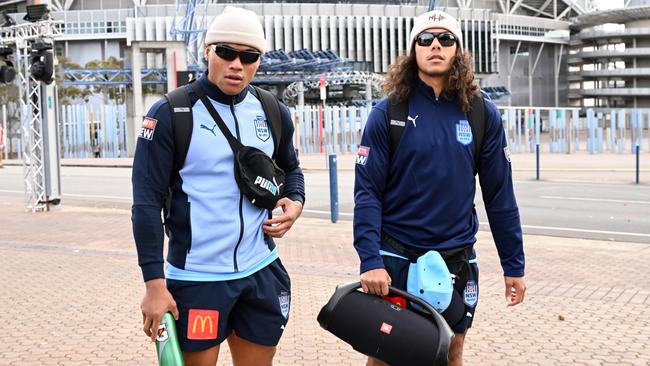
[1,152,650,365]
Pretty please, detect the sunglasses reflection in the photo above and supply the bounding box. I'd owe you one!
[211,44,261,64]
[416,32,457,47]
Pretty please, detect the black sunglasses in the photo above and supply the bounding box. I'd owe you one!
[416,32,458,47]
[211,44,261,64]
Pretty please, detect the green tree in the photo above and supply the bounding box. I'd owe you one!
[56,55,91,105]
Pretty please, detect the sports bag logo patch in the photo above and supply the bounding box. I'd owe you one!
[254,116,270,142]
[456,120,473,145]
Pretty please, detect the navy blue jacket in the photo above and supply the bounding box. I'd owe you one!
[354,79,525,277]
[132,75,305,282]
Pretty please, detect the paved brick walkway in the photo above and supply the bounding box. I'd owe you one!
[1,192,649,365]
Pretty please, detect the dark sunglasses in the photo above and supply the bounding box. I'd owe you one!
[211,44,261,64]
[416,32,458,47]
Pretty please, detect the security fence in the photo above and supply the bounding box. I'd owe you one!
[46,103,649,158]
[59,104,127,158]
[290,105,650,155]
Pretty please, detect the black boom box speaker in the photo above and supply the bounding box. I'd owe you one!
[318,282,454,366]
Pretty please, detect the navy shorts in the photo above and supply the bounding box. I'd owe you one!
[382,251,479,334]
[167,259,291,352]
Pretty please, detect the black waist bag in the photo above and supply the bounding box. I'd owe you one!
[192,83,285,210]
[234,145,285,209]
[318,282,454,366]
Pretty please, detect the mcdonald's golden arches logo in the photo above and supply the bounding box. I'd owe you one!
[187,309,219,340]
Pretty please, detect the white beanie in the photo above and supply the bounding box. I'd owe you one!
[204,6,266,53]
[409,10,463,50]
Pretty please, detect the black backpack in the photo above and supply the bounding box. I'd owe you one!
[387,92,487,175]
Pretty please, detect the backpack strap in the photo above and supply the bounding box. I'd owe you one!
[252,85,282,160]
[467,92,486,176]
[387,93,408,162]
[165,84,194,172]
[162,84,193,237]
[250,86,282,250]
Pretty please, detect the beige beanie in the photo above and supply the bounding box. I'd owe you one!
[409,10,463,50]
[204,6,266,53]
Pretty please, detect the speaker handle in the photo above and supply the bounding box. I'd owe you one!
[386,284,455,366]
[319,281,453,366]
[317,281,360,329]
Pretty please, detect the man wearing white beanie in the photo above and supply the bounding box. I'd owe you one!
[133,6,305,366]
[353,9,526,366]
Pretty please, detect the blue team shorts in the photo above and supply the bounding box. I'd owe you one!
[166,258,291,352]
[382,250,479,334]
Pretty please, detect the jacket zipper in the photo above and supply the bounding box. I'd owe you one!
[231,96,245,272]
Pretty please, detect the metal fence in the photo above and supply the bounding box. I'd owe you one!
[291,104,650,155]
[51,103,649,158]
[59,104,127,158]
[290,104,371,154]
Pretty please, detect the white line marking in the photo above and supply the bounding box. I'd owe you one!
[303,209,353,217]
[540,195,650,205]
[3,190,648,238]
[0,190,131,201]
[480,222,650,238]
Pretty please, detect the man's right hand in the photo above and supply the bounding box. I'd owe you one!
[140,278,179,341]
[360,268,392,296]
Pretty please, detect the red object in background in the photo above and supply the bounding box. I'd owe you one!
[383,295,406,309]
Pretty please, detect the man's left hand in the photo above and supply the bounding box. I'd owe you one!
[263,198,303,238]
[504,276,526,307]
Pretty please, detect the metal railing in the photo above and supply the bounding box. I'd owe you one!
[289,104,649,155]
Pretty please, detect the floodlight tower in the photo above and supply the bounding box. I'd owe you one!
[169,0,208,67]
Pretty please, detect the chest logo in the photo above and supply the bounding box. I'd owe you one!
[200,123,217,136]
[407,115,418,127]
[254,116,270,142]
[456,120,473,145]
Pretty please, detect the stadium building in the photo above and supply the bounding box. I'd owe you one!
[569,0,650,109]
[1,0,599,107]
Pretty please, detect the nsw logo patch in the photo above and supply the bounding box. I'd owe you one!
[456,120,473,145]
[279,291,291,319]
[138,117,157,140]
[464,280,478,307]
[254,116,270,142]
[356,145,370,166]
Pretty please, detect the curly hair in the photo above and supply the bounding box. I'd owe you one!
[383,47,479,113]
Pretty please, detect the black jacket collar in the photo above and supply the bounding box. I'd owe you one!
[197,73,249,105]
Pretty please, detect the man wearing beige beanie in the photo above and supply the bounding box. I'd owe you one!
[354,9,526,366]
[132,6,305,366]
